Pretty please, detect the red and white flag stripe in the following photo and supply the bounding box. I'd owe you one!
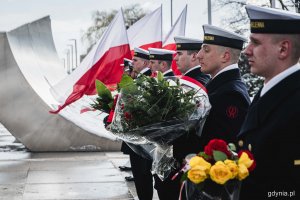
[163,5,187,75]
[127,6,162,52]
[50,9,131,114]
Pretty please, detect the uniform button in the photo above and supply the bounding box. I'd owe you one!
[238,140,243,147]
[248,144,252,151]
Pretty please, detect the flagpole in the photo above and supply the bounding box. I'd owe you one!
[171,0,173,26]
[69,39,78,69]
[68,44,74,71]
[66,49,70,74]
[271,0,275,8]
[208,0,212,25]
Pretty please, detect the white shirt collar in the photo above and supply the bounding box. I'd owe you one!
[261,63,300,97]
[138,67,150,77]
[163,69,173,75]
[213,63,239,79]
[184,65,200,75]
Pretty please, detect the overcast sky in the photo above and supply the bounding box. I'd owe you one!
[0,0,225,63]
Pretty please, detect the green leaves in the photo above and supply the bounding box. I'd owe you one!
[95,80,113,100]
[180,172,188,183]
[91,80,114,113]
[156,71,164,82]
[118,74,134,91]
[120,74,197,130]
[198,152,212,161]
[213,150,228,161]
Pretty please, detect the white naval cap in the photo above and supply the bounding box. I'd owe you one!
[133,47,149,60]
[246,5,300,34]
[174,36,203,50]
[148,48,176,61]
[202,24,247,50]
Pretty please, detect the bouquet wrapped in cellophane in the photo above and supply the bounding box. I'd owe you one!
[95,72,211,180]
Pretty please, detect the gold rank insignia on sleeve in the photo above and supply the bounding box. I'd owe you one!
[251,21,265,28]
[294,160,300,166]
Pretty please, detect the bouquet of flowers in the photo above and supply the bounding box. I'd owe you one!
[179,139,256,200]
[110,73,210,143]
[93,72,211,180]
[91,80,114,114]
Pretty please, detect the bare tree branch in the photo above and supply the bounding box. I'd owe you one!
[81,4,146,54]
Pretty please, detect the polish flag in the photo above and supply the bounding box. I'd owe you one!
[127,6,162,53]
[50,9,131,114]
[163,5,187,75]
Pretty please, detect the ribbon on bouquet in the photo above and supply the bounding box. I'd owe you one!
[171,162,190,181]
[179,180,186,200]
[171,154,196,200]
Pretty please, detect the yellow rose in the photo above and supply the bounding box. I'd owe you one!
[189,156,211,173]
[238,163,249,180]
[209,161,232,185]
[238,152,254,169]
[224,159,238,179]
[188,165,208,184]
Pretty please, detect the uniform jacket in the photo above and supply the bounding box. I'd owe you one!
[164,71,174,77]
[172,67,210,163]
[238,70,300,199]
[137,68,152,77]
[199,68,251,148]
[184,66,211,86]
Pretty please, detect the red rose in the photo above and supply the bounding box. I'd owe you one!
[238,150,256,171]
[124,112,132,121]
[204,139,232,158]
[151,71,157,77]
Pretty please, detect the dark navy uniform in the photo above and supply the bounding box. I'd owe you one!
[184,65,210,87]
[170,37,212,164]
[154,37,211,200]
[197,23,250,150]
[163,70,174,77]
[172,69,211,163]
[237,5,300,199]
[199,68,250,148]
[139,68,152,77]
[238,70,300,199]
[181,23,251,199]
